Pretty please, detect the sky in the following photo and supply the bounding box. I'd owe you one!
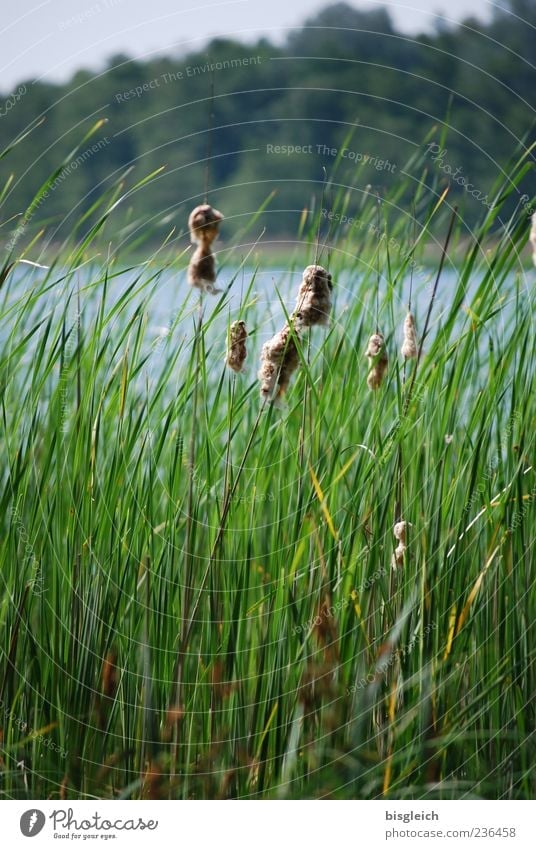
[1,0,498,92]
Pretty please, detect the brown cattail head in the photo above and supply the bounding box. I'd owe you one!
[258,322,301,402]
[393,521,407,544]
[392,520,409,569]
[401,312,418,359]
[293,264,333,328]
[392,543,405,568]
[365,332,388,390]
[162,704,185,742]
[188,203,223,247]
[188,244,220,295]
[531,213,536,267]
[101,649,119,700]
[314,591,340,664]
[225,320,248,373]
[97,649,119,729]
[142,759,165,800]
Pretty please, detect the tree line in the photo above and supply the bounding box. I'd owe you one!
[0,1,534,248]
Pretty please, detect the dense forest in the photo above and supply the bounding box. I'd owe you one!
[0,0,534,248]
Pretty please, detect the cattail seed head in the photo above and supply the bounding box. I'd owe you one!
[392,521,410,569]
[258,322,301,402]
[162,704,185,741]
[530,213,536,267]
[293,264,333,328]
[401,311,418,359]
[188,244,220,295]
[365,332,388,390]
[393,543,406,568]
[225,320,248,373]
[187,204,223,295]
[142,759,165,800]
[101,649,119,700]
[188,203,223,247]
[393,521,407,543]
[97,649,119,729]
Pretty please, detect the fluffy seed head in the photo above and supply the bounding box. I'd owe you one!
[226,320,248,373]
[258,322,301,402]
[188,245,221,295]
[392,521,411,569]
[188,203,223,247]
[293,264,333,328]
[365,332,388,390]
[101,649,118,699]
[393,543,406,568]
[365,332,385,358]
[393,521,407,543]
[531,213,536,267]
[401,312,418,359]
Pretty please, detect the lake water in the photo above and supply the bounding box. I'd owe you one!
[2,257,530,388]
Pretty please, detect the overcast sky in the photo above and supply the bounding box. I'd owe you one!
[2,0,499,92]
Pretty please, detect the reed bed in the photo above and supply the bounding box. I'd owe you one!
[0,131,535,801]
